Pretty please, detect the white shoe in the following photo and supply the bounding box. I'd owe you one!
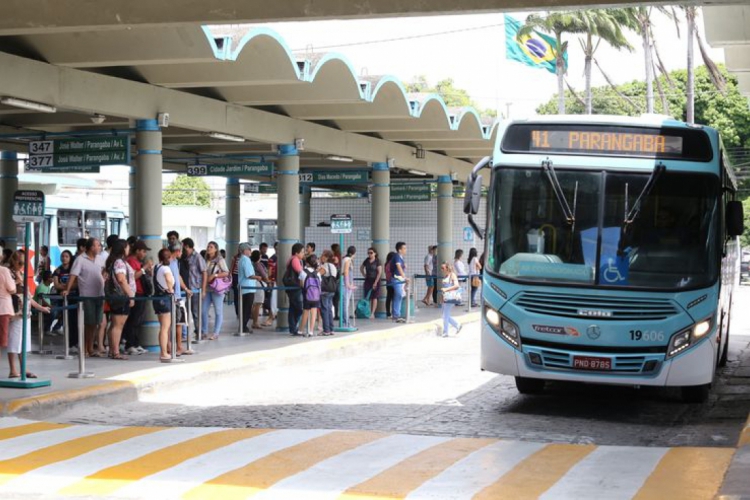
[69,346,79,354]
[137,346,147,354]
[441,332,449,338]
[456,324,463,335]
[127,347,140,356]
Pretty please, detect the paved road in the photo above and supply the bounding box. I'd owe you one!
[54,289,750,448]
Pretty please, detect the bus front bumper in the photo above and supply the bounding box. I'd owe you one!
[481,326,716,387]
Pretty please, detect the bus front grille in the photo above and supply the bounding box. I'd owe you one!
[514,291,678,321]
[533,349,659,374]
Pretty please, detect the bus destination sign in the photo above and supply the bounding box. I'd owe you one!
[502,124,712,161]
[530,130,683,155]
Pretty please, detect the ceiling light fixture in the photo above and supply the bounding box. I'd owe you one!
[206,131,245,142]
[90,113,106,124]
[325,155,354,162]
[408,169,428,176]
[0,97,57,113]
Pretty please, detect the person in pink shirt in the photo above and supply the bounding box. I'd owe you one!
[0,262,15,359]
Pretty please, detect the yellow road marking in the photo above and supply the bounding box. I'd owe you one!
[59,428,270,496]
[474,444,596,500]
[184,431,384,500]
[0,422,70,441]
[0,426,162,485]
[633,447,734,500]
[339,437,497,500]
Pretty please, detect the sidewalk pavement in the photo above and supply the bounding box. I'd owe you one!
[719,346,750,500]
[0,302,479,419]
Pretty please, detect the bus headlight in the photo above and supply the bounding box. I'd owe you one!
[485,305,520,349]
[667,316,713,359]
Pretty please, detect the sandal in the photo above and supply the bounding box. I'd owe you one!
[109,354,129,360]
[209,335,218,341]
[25,372,38,379]
[159,356,171,362]
[90,352,103,358]
[8,374,19,379]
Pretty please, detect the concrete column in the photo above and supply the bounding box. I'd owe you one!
[128,165,137,237]
[299,184,311,243]
[437,175,454,268]
[135,119,162,349]
[0,151,19,249]
[275,144,300,331]
[225,178,241,258]
[371,162,390,318]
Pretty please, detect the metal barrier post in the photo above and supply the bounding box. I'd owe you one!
[68,301,94,378]
[162,295,184,363]
[196,288,204,343]
[184,292,196,355]
[235,286,249,336]
[466,276,472,313]
[56,296,73,360]
[34,307,44,354]
[405,279,412,323]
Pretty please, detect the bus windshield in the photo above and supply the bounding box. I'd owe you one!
[488,167,720,290]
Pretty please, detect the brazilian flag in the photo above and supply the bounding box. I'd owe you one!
[505,14,564,75]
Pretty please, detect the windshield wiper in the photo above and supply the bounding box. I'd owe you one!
[618,163,665,257]
[542,159,575,226]
[623,164,666,226]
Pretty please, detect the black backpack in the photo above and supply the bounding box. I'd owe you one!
[321,263,338,293]
[282,260,299,288]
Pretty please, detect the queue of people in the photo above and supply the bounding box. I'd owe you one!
[0,231,479,376]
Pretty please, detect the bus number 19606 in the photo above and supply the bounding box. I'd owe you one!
[629,330,664,342]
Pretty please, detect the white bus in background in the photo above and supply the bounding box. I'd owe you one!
[214,197,278,252]
[15,200,127,268]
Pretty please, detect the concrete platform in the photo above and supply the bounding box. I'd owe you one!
[0,303,480,419]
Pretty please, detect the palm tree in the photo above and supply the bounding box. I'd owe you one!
[682,6,726,123]
[519,12,588,114]
[575,10,633,114]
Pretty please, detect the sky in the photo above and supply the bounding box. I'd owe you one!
[261,9,723,118]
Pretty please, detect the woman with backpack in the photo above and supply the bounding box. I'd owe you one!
[299,254,322,337]
[439,262,463,338]
[319,250,337,336]
[104,240,134,360]
[341,246,356,328]
[360,247,381,320]
[203,241,230,340]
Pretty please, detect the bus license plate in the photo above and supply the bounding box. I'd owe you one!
[573,356,611,370]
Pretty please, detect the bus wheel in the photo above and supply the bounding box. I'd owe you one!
[681,384,710,404]
[515,377,545,394]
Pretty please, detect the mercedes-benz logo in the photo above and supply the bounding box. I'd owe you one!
[587,325,601,340]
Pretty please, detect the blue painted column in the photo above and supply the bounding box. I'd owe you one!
[135,119,162,348]
[275,144,299,331]
[225,178,241,259]
[437,175,454,268]
[371,162,390,318]
[0,151,19,249]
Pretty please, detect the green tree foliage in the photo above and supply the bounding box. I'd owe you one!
[405,76,497,117]
[162,175,212,207]
[536,64,750,149]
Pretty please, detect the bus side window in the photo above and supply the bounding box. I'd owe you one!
[85,211,107,242]
[58,210,83,246]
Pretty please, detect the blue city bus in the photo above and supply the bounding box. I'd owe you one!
[464,115,744,403]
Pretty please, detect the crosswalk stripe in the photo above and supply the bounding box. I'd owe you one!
[0,426,162,486]
[254,434,450,500]
[59,428,269,497]
[0,417,36,430]
[473,444,596,500]
[540,446,668,500]
[0,424,115,461]
[633,447,735,500]
[0,421,70,441]
[340,437,497,500]
[184,430,385,500]
[113,429,332,500]
[406,440,546,500]
[0,427,204,495]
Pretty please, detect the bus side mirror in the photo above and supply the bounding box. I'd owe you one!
[463,174,483,215]
[726,201,744,237]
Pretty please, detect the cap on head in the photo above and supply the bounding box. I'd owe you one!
[133,241,151,252]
